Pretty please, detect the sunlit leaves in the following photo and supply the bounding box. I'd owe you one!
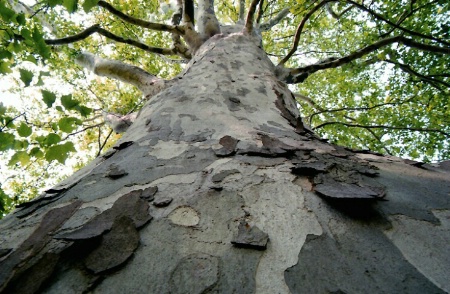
[36,133,61,147]
[19,69,34,86]
[58,117,81,132]
[45,142,76,163]
[63,0,78,13]
[8,151,30,166]
[0,133,15,151]
[41,90,57,107]
[17,122,32,137]
[83,0,99,13]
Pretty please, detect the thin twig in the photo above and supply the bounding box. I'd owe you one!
[278,0,332,66]
[313,121,450,137]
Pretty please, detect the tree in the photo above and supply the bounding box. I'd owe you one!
[0,0,449,293]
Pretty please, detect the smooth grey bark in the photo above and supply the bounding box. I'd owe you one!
[0,27,449,294]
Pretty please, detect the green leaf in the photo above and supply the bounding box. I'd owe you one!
[83,0,98,12]
[45,142,76,163]
[29,147,44,158]
[8,151,30,166]
[16,13,26,25]
[41,90,57,107]
[0,133,15,151]
[19,68,33,87]
[61,94,79,110]
[0,2,16,21]
[63,0,78,13]
[17,122,32,137]
[75,105,93,117]
[58,117,81,133]
[0,61,13,74]
[36,133,61,147]
[47,0,63,7]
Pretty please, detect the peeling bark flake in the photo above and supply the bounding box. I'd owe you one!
[232,221,269,250]
[214,135,239,157]
[0,201,82,292]
[84,216,140,274]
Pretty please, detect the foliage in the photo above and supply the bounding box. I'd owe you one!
[0,0,449,216]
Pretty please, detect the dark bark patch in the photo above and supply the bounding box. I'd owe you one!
[438,160,450,171]
[140,186,158,201]
[4,252,60,294]
[291,161,335,176]
[106,164,128,179]
[113,141,134,150]
[0,248,12,259]
[284,230,444,293]
[102,149,116,159]
[179,114,199,121]
[84,216,139,274]
[313,176,386,200]
[273,88,302,131]
[169,253,220,294]
[214,135,238,157]
[153,197,173,207]
[56,192,151,240]
[404,159,426,168]
[0,201,81,292]
[232,221,269,250]
[212,169,240,183]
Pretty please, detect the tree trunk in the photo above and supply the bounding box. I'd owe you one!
[1,29,449,294]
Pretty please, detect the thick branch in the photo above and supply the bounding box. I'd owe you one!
[171,0,191,59]
[97,1,182,34]
[244,0,261,34]
[314,121,450,137]
[285,36,450,84]
[259,8,289,31]
[278,0,333,65]
[198,0,221,39]
[239,0,246,22]
[256,0,264,24]
[76,52,165,95]
[183,0,195,26]
[45,25,176,56]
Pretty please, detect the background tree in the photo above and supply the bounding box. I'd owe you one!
[0,1,449,292]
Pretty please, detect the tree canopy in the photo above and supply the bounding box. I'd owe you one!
[0,0,449,216]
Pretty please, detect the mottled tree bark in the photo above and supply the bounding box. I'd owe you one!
[1,27,449,294]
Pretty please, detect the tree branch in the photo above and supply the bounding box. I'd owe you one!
[256,0,265,24]
[313,121,450,137]
[385,59,450,89]
[259,7,289,31]
[278,0,333,66]
[45,25,177,56]
[239,0,246,22]
[244,0,261,34]
[97,128,114,157]
[198,0,221,39]
[97,1,182,34]
[325,2,354,19]
[345,0,450,47]
[75,52,166,96]
[284,35,450,84]
[170,0,191,59]
[183,0,195,26]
